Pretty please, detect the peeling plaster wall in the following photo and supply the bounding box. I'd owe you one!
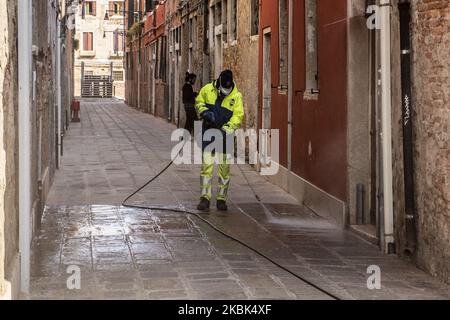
[347,0,373,226]
[0,0,19,298]
[178,0,208,126]
[222,0,259,129]
[410,0,450,283]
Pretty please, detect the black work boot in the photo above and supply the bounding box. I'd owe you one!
[217,200,228,211]
[197,198,210,211]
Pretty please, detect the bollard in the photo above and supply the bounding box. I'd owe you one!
[71,100,81,122]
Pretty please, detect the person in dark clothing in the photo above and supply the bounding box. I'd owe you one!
[182,72,198,134]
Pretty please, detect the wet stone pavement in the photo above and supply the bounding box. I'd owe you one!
[30,99,450,300]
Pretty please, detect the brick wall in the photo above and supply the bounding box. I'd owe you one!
[409,0,450,283]
[391,0,450,285]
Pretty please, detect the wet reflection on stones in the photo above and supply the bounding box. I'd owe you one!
[29,101,450,300]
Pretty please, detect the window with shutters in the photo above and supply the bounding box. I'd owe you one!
[222,0,228,41]
[214,2,222,27]
[230,0,237,41]
[109,1,124,16]
[113,71,124,81]
[85,1,97,16]
[83,32,94,51]
[250,0,259,36]
[279,0,288,90]
[189,17,197,71]
[118,33,124,52]
[113,32,124,53]
[305,0,319,93]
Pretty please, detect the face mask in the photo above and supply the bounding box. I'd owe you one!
[219,85,232,96]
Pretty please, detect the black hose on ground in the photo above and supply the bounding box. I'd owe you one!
[122,146,342,300]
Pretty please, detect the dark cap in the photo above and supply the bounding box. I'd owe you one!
[219,70,234,89]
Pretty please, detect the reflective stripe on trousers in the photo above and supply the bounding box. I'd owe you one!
[200,152,231,201]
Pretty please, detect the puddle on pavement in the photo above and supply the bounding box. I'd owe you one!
[238,202,336,230]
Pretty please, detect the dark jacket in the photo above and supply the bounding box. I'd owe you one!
[182,83,196,105]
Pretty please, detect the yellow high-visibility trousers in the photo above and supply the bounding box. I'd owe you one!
[200,152,231,201]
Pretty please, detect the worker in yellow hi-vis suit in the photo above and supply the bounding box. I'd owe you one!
[195,70,244,211]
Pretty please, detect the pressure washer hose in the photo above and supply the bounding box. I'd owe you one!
[121,144,341,300]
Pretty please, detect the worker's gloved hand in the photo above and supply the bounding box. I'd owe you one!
[202,110,216,128]
[221,124,234,135]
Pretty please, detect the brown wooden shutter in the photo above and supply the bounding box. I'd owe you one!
[89,32,93,51]
[119,33,124,52]
[84,32,93,51]
[83,32,88,50]
[92,1,97,16]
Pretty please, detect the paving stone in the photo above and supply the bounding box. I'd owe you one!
[146,290,189,300]
[143,278,185,291]
[29,99,450,300]
[248,287,294,299]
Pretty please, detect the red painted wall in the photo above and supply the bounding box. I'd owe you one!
[143,14,154,46]
[143,3,166,45]
[259,0,348,201]
[259,0,289,167]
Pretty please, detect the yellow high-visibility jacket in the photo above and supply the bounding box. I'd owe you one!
[195,81,244,134]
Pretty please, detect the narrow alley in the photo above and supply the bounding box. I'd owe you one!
[30,99,450,300]
[2,0,450,305]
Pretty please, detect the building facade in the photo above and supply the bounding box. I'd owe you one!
[395,0,450,283]
[0,0,18,301]
[258,0,450,284]
[1,0,75,299]
[125,0,259,129]
[123,0,450,284]
[259,0,348,229]
[74,0,126,99]
[125,0,207,124]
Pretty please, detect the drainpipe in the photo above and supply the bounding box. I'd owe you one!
[168,19,172,120]
[287,0,293,171]
[202,0,210,84]
[203,0,209,56]
[18,0,32,294]
[138,0,142,110]
[57,14,62,169]
[379,0,395,254]
[398,0,416,254]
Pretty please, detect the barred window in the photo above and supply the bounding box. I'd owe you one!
[113,71,124,81]
[250,0,259,36]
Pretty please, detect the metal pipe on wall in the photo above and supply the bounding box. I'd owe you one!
[203,0,209,57]
[202,0,210,84]
[57,16,62,169]
[398,0,417,254]
[379,0,395,254]
[18,0,32,294]
[356,184,365,225]
[287,0,293,171]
